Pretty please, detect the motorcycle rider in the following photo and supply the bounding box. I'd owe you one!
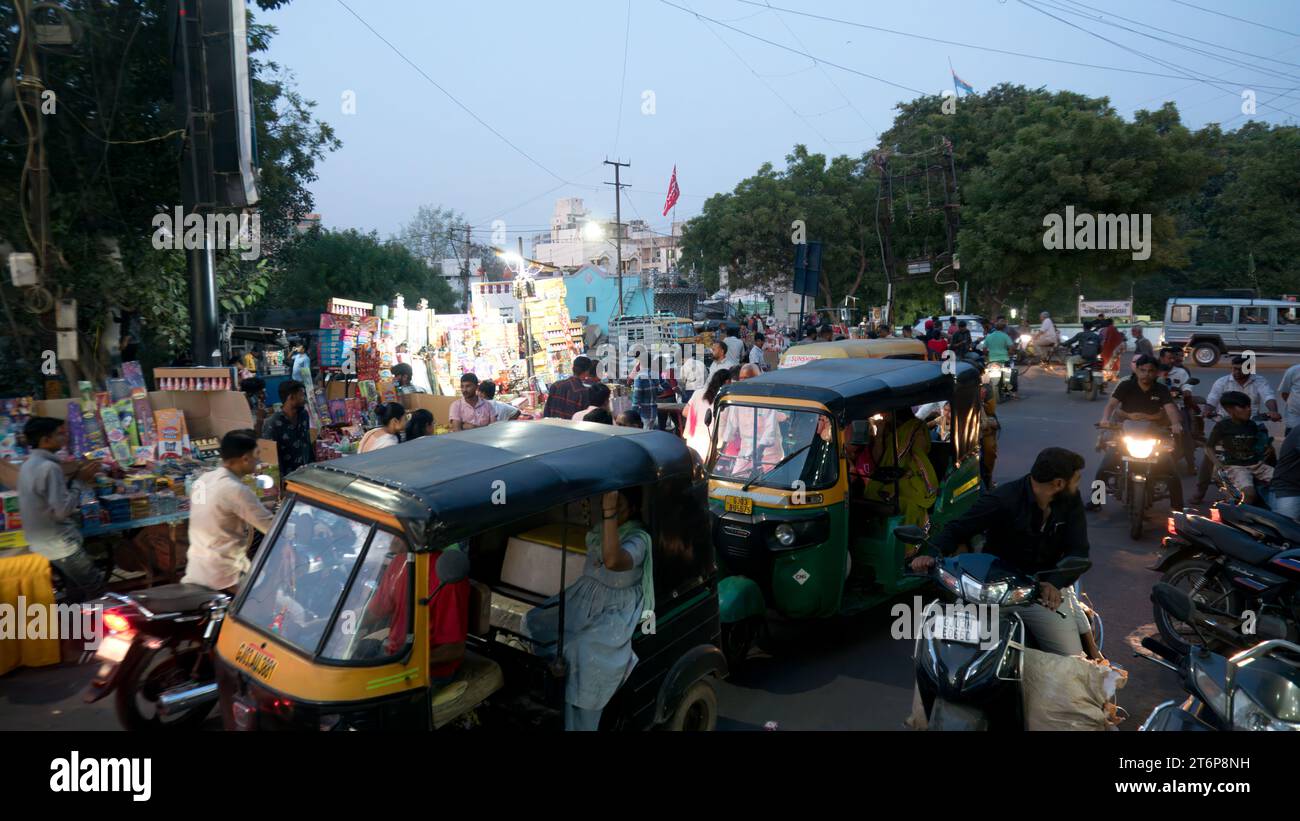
[910,447,1100,658]
[1191,355,1282,504]
[182,430,276,594]
[1158,347,1197,473]
[950,320,975,358]
[1061,321,1103,383]
[1086,355,1185,512]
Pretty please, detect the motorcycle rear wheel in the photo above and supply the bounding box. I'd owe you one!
[114,643,212,731]
[1155,559,1240,654]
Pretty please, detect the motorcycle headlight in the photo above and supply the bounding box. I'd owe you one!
[960,574,1008,604]
[774,523,795,546]
[1232,689,1300,731]
[1123,436,1158,459]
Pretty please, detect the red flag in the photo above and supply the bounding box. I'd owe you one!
[662,165,680,216]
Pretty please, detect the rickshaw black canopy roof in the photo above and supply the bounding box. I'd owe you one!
[718,358,980,419]
[286,421,695,548]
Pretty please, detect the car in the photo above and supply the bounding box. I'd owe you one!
[912,314,987,342]
[1160,297,1300,367]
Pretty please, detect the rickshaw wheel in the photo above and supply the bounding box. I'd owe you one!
[666,680,718,731]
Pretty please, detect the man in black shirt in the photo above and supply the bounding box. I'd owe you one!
[911,447,1099,657]
[262,379,314,481]
[1272,426,1300,521]
[1086,355,1184,511]
[949,320,974,357]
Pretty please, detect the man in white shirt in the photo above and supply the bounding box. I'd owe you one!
[723,326,744,367]
[748,333,768,371]
[183,430,276,593]
[1280,363,1300,434]
[478,380,521,421]
[1193,355,1282,502]
[680,350,709,401]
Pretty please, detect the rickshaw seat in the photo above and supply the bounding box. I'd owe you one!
[499,525,587,598]
[430,651,504,729]
[488,593,534,637]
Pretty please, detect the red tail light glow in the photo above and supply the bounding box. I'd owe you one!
[1210,507,1222,523]
[1167,517,1177,535]
[103,611,132,634]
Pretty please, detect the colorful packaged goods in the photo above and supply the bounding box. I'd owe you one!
[122,361,146,390]
[99,404,135,465]
[0,397,33,459]
[132,389,156,446]
[113,397,140,447]
[153,408,190,459]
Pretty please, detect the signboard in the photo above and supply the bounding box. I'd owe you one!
[793,242,822,297]
[780,353,820,369]
[1078,299,1133,318]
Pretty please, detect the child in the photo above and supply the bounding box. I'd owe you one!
[1206,391,1274,504]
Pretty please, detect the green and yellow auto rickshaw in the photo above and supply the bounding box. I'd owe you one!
[214,422,726,731]
[706,358,984,664]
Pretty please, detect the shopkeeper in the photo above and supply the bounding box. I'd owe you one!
[391,362,426,394]
[17,417,106,602]
[262,379,314,478]
[449,373,494,431]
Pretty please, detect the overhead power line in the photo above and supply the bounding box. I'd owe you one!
[1167,0,1300,39]
[730,0,1300,91]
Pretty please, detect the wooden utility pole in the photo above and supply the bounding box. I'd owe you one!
[604,158,630,317]
[15,0,50,278]
[462,223,472,309]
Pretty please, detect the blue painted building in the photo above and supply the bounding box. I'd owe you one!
[563,264,654,333]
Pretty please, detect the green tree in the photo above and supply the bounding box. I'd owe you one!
[264,227,457,312]
[0,0,338,391]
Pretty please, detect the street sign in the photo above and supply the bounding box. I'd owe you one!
[793,242,822,297]
[1078,298,1133,318]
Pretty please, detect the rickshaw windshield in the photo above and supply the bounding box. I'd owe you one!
[237,500,410,660]
[708,404,838,490]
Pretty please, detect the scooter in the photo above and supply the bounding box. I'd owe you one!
[83,584,230,730]
[894,525,1093,730]
[1137,583,1300,731]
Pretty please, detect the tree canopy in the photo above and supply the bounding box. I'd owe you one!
[680,83,1297,322]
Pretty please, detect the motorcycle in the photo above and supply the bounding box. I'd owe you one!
[1065,355,1104,401]
[986,355,1018,402]
[894,525,1093,730]
[1097,420,1179,540]
[1152,506,1300,655]
[83,584,230,729]
[1137,583,1300,731]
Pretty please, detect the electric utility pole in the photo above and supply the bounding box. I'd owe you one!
[604,158,630,318]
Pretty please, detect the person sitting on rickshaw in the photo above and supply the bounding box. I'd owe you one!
[864,407,938,528]
[363,544,470,695]
[523,489,653,731]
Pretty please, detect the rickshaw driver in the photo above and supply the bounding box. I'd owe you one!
[908,447,1101,659]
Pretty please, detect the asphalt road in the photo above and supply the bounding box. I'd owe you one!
[1,356,1295,731]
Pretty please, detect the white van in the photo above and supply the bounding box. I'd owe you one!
[1161,297,1300,366]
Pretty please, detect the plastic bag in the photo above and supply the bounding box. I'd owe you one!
[1021,649,1128,731]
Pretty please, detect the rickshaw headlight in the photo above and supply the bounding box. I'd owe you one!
[1124,436,1157,459]
[774,524,796,546]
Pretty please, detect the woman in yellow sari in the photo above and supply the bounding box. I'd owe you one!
[864,407,938,528]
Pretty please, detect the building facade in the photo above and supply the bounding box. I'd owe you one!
[562,264,654,333]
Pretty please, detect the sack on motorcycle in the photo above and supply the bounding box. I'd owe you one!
[1021,649,1127,731]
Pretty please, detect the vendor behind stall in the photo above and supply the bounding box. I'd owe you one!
[18,417,105,602]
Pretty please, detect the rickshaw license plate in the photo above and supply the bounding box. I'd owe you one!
[933,613,981,645]
[234,642,278,680]
[95,634,131,663]
[724,496,753,515]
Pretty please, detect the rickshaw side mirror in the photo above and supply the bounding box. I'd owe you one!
[893,525,927,545]
[435,549,471,585]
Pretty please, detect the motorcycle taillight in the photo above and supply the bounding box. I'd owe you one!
[1167,517,1177,535]
[1210,507,1222,523]
[103,609,132,635]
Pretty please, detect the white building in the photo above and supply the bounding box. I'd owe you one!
[437,257,487,309]
[531,198,683,274]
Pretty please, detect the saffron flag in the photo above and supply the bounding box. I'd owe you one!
[952,69,975,96]
[662,165,680,216]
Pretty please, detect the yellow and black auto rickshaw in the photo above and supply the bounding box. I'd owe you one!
[706,358,984,664]
[214,422,725,731]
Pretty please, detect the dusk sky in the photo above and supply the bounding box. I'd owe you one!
[261,0,1300,251]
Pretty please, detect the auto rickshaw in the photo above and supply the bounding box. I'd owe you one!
[706,358,983,665]
[778,338,927,369]
[214,422,726,731]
